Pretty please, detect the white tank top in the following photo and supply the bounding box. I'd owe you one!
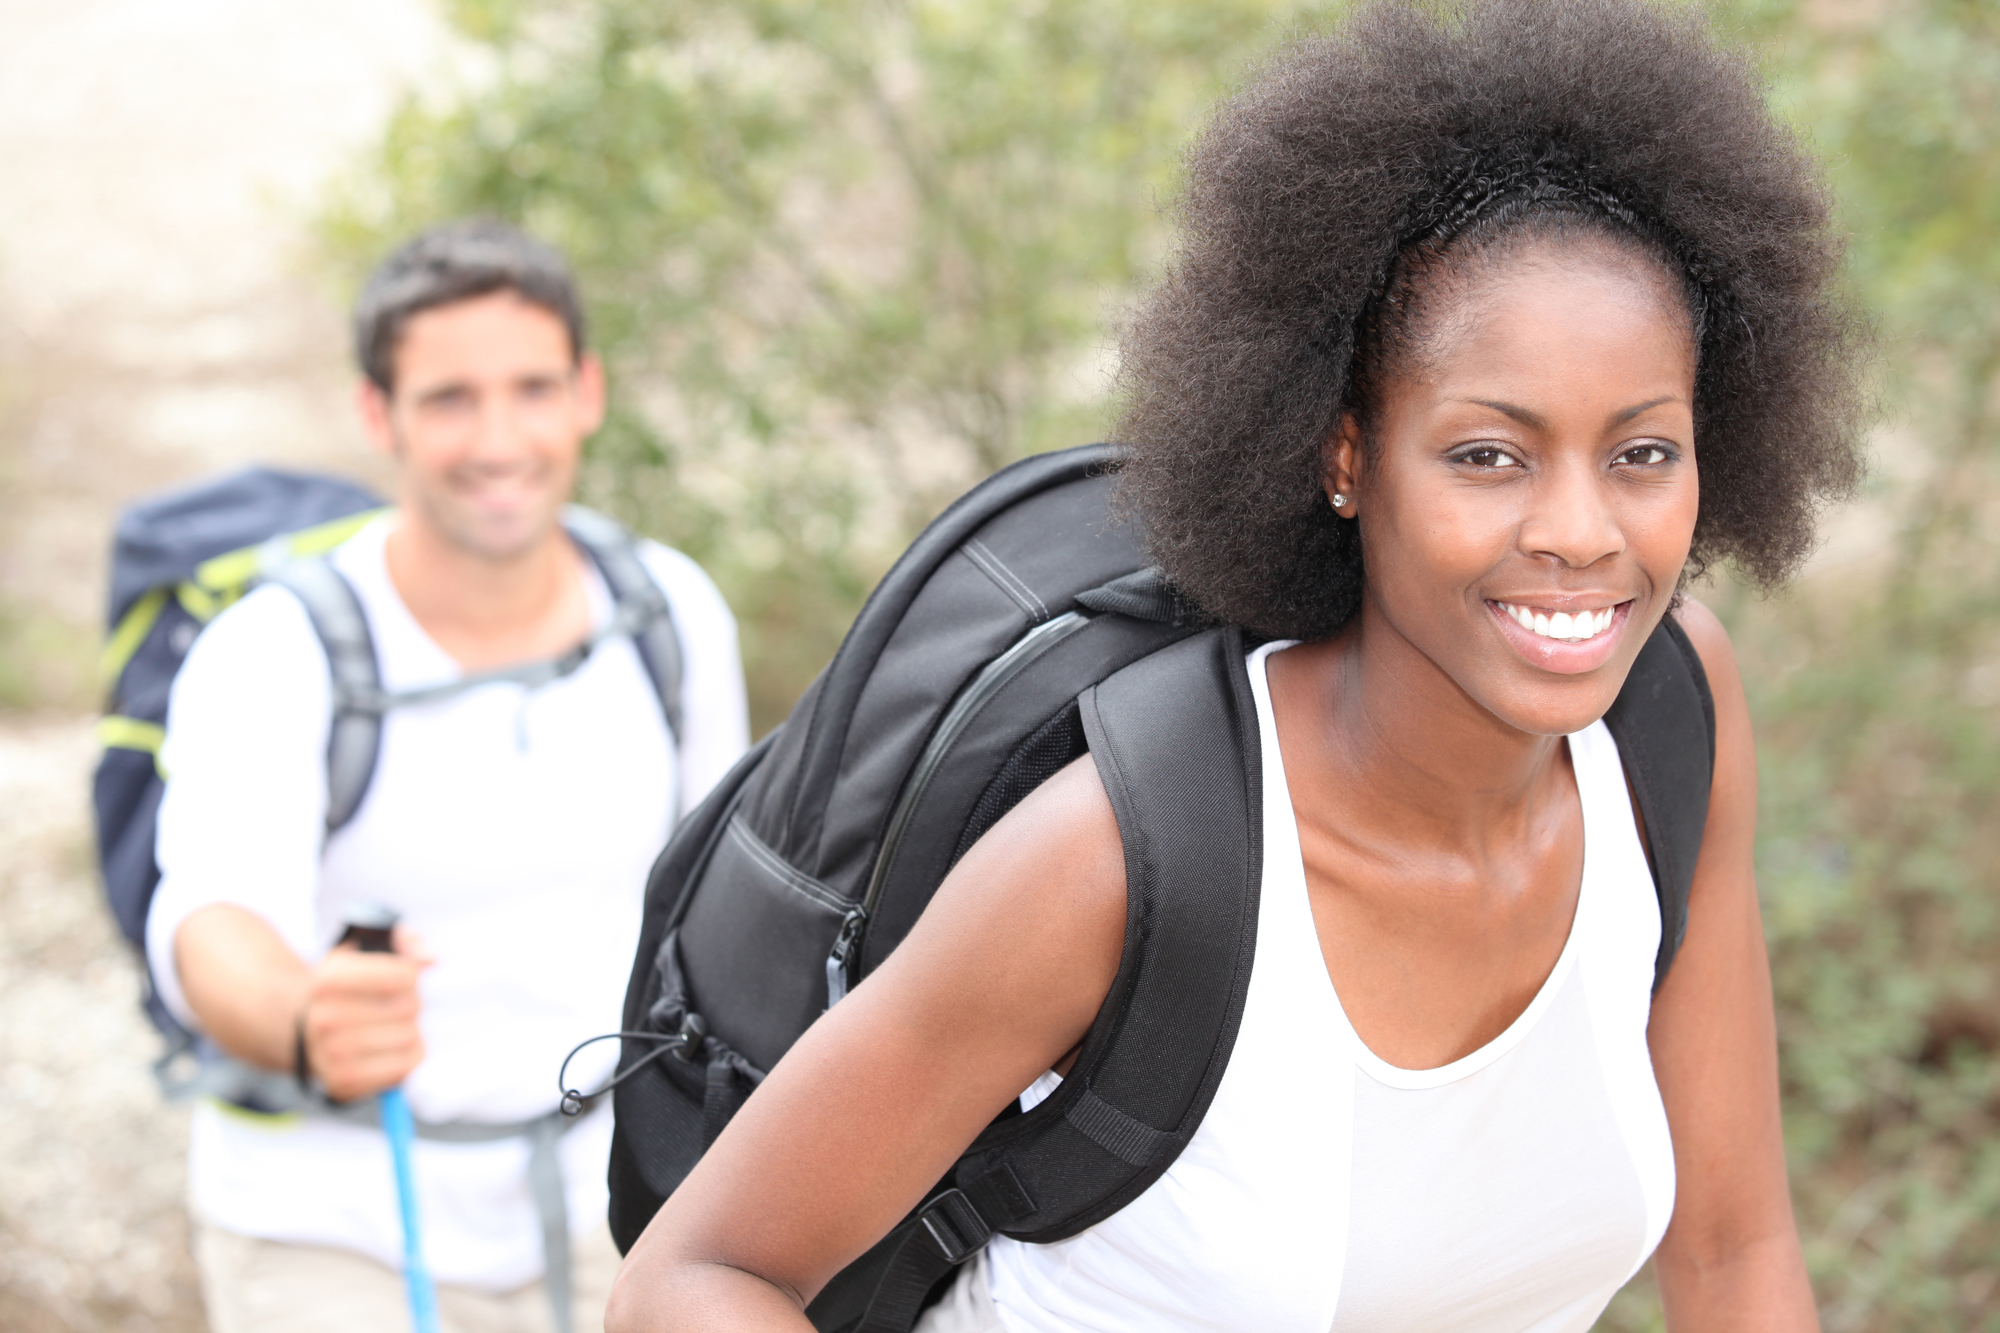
[982,641,1676,1332]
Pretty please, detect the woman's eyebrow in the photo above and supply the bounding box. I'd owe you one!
[1457,398,1547,429]
[1611,395,1681,425]
[1452,395,1684,429]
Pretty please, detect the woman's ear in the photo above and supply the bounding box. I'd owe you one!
[1323,415,1364,517]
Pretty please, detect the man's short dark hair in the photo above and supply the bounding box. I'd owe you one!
[353,218,588,393]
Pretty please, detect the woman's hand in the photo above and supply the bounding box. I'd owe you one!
[606,755,1129,1332]
[1647,599,1819,1330]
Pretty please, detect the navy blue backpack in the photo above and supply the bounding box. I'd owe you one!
[93,466,686,1082]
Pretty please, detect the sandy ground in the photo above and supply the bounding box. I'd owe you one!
[0,719,199,1332]
[0,2,449,1328]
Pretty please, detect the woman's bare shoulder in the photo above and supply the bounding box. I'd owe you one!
[1672,595,1742,694]
[1671,595,1753,790]
[880,752,1128,1023]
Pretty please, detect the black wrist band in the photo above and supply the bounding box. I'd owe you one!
[293,1010,313,1094]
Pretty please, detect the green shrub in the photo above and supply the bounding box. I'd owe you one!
[320,0,1317,728]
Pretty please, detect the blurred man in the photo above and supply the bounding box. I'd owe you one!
[146,219,748,1333]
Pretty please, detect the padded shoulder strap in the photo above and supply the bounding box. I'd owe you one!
[564,506,683,748]
[1056,625,1261,1210]
[263,558,386,835]
[1600,613,1716,989]
[815,628,1261,1333]
[973,628,1261,1227]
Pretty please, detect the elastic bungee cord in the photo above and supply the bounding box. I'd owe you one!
[556,1017,707,1117]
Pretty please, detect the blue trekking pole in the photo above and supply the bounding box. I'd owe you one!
[340,904,441,1333]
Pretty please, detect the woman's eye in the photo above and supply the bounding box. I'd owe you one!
[1456,445,1521,469]
[1617,443,1674,466]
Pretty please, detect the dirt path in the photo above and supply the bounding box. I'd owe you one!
[0,0,451,663]
[0,3,449,1327]
[0,718,199,1332]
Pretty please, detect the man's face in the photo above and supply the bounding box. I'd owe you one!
[359,291,604,562]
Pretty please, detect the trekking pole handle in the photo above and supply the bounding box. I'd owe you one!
[339,901,399,954]
[336,902,441,1333]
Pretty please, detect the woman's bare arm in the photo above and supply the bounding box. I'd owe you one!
[606,755,1129,1332]
[1648,599,1818,1330]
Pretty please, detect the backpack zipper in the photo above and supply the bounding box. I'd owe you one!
[824,609,1091,1006]
[824,907,867,1006]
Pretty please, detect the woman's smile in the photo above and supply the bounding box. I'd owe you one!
[1486,597,1634,674]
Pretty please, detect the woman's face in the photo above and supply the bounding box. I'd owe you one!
[1328,239,1700,737]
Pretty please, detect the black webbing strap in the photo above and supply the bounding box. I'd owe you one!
[1600,613,1716,989]
[850,1189,992,1333]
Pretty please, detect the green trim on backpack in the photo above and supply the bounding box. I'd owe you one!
[204,1097,305,1132]
[100,587,170,687]
[188,508,385,601]
[98,509,388,691]
[97,716,168,777]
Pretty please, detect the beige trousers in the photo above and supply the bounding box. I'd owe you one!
[911,1248,1006,1333]
[193,1220,622,1333]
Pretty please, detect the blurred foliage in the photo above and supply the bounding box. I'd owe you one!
[0,597,95,713]
[319,0,1316,726]
[321,0,2000,1326]
[0,366,96,715]
[1715,1,2000,1327]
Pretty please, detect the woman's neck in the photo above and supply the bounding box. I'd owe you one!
[1271,605,1572,863]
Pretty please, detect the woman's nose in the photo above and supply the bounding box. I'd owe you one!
[1519,458,1624,570]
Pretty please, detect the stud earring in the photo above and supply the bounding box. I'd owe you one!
[1331,492,1348,509]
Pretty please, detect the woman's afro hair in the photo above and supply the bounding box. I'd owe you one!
[1114,0,1866,639]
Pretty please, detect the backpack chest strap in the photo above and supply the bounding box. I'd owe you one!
[264,508,685,835]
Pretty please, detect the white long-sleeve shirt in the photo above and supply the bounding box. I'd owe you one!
[146,514,748,1290]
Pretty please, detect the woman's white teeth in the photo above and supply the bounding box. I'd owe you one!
[1502,602,1615,642]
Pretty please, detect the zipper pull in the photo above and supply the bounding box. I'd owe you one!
[825,907,867,1008]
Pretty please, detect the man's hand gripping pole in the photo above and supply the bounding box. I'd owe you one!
[340,903,440,1333]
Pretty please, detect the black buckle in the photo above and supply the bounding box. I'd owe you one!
[914,1189,990,1265]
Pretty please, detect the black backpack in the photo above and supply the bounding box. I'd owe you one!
[604,443,1714,1333]
[94,466,686,1083]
